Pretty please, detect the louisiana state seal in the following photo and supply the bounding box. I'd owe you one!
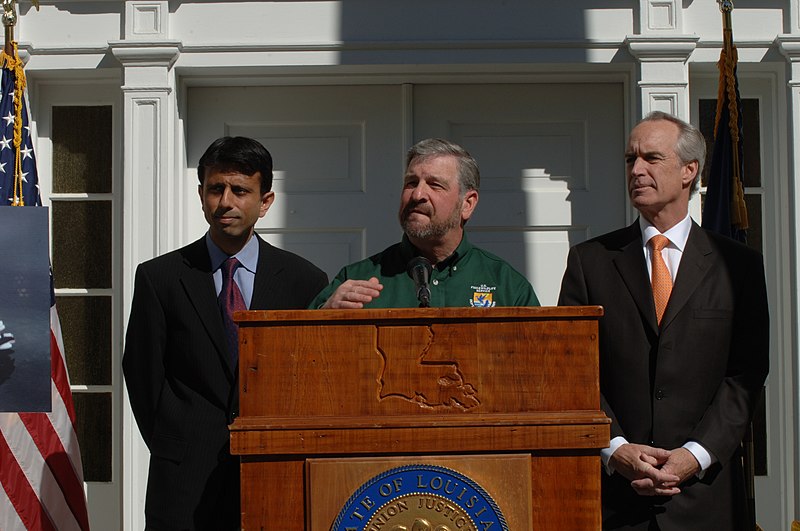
[331,464,508,531]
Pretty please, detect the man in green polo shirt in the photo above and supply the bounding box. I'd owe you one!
[310,138,539,309]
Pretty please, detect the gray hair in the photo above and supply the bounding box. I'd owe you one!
[639,111,706,192]
[405,138,480,194]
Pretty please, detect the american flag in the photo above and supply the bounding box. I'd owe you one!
[0,43,91,530]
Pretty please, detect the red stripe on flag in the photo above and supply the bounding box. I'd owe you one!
[18,413,91,531]
[50,327,76,425]
[0,429,57,531]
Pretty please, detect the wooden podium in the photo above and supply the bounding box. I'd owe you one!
[230,306,609,530]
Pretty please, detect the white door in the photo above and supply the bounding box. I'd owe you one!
[186,82,626,304]
[187,85,406,277]
[413,83,626,304]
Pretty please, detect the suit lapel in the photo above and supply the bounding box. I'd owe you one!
[178,238,235,378]
[660,222,714,331]
[612,222,659,334]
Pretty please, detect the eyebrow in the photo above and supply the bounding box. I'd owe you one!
[624,150,667,159]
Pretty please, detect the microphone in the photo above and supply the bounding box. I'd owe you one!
[406,256,433,308]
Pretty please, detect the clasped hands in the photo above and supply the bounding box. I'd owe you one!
[610,444,700,497]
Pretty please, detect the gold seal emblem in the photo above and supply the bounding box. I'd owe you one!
[332,465,508,531]
[366,493,478,531]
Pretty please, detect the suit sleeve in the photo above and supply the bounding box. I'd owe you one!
[558,246,588,307]
[122,264,167,448]
[559,246,625,440]
[687,251,769,464]
[306,268,331,307]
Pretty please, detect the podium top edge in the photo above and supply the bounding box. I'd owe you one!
[235,305,603,324]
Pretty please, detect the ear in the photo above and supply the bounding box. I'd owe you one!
[682,160,699,188]
[198,184,204,205]
[460,190,479,222]
[259,191,276,218]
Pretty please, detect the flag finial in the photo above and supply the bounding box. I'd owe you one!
[717,0,734,13]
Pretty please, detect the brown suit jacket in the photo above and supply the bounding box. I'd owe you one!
[559,220,768,531]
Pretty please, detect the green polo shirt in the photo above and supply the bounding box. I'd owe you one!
[309,234,539,309]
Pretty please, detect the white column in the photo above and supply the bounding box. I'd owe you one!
[626,35,697,120]
[777,32,800,526]
[630,0,696,119]
[112,3,180,529]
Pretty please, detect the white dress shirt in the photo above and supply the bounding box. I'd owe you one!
[601,214,715,475]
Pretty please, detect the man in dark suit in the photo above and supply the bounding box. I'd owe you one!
[559,112,769,530]
[123,137,328,531]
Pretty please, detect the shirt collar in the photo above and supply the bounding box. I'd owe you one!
[639,212,692,252]
[205,233,260,273]
[399,233,473,271]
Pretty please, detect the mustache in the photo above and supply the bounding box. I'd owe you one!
[400,200,432,220]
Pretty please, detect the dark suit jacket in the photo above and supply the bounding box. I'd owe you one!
[123,235,328,531]
[559,220,768,531]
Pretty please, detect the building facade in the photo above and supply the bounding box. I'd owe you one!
[14,1,799,529]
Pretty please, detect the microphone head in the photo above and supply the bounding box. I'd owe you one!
[406,256,433,307]
[406,256,433,279]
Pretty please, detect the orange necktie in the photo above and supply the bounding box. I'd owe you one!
[650,235,672,325]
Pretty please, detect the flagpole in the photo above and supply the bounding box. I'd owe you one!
[720,0,733,52]
[2,0,15,56]
[720,3,758,528]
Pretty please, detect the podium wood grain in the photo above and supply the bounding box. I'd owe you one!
[231,306,609,530]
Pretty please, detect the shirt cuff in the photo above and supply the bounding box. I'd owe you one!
[601,436,628,475]
[682,441,716,477]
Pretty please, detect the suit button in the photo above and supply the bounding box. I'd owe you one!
[655,388,665,400]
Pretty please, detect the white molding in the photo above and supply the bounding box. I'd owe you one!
[793,0,800,34]
[640,0,681,33]
[625,35,698,62]
[110,41,181,69]
[777,35,800,61]
[625,35,695,120]
[125,1,168,40]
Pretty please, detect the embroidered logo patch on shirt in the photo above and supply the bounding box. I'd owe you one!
[470,284,497,307]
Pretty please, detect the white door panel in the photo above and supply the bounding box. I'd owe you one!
[186,83,625,302]
[414,83,626,304]
[187,85,405,278]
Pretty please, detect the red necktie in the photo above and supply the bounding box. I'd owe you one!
[219,257,246,362]
[649,235,672,325]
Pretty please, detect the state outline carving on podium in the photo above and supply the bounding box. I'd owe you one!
[376,325,480,411]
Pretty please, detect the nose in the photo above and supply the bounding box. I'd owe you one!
[218,186,234,207]
[411,182,429,202]
[629,157,647,177]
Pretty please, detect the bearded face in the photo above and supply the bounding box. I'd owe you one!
[398,155,465,242]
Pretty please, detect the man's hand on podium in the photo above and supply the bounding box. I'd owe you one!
[322,277,383,309]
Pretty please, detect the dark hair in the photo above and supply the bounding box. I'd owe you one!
[406,138,480,194]
[197,136,273,194]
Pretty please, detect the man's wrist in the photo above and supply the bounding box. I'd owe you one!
[682,441,714,477]
[601,436,628,475]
